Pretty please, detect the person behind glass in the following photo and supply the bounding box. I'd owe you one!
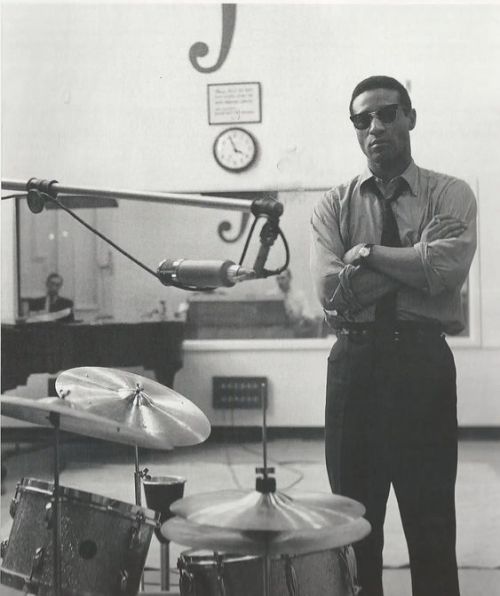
[276,269,309,324]
[276,269,320,337]
[29,272,75,322]
[310,76,476,596]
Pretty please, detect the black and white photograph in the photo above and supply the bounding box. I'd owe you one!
[1,2,499,595]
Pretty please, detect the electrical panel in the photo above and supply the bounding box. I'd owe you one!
[212,376,267,409]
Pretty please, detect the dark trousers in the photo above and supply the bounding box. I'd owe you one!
[325,329,460,596]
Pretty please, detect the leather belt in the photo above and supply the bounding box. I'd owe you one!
[335,322,445,340]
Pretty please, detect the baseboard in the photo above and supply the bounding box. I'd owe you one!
[457,427,500,440]
[205,426,500,442]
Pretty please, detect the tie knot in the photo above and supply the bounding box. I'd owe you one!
[375,177,405,202]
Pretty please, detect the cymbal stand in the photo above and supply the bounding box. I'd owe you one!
[133,445,147,592]
[48,412,62,596]
[134,446,143,507]
[263,545,271,596]
[258,380,272,596]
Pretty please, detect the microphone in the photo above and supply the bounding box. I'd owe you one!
[253,219,281,277]
[157,259,254,289]
[251,197,283,277]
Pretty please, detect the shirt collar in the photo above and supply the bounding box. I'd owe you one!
[359,159,418,197]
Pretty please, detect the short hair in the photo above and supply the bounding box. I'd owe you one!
[349,76,412,114]
[46,272,63,284]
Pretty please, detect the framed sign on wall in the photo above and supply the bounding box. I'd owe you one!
[207,82,262,125]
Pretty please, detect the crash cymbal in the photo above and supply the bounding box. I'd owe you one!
[170,489,365,532]
[162,516,371,556]
[55,367,211,447]
[0,395,172,450]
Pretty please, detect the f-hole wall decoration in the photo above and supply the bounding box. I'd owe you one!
[189,4,236,74]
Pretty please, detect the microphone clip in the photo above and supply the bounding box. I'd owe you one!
[250,196,283,222]
[26,178,59,214]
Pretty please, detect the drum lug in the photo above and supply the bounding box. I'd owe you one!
[9,496,19,518]
[25,546,45,593]
[119,568,129,594]
[178,556,195,595]
[44,501,54,529]
[215,553,227,596]
[340,545,362,596]
[0,539,9,559]
[128,512,145,551]
[282,555,299,596]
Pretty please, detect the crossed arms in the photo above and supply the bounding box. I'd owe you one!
[311,184,477,318]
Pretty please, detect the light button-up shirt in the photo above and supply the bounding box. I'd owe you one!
[310,161,477,334]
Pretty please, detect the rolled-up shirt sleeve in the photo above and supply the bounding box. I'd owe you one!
[310,190,362,318]
[413,179,477,296]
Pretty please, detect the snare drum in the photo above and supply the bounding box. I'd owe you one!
[0,477,158,596]
[178,547,358,596]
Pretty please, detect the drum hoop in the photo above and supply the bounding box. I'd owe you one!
[17,477,158,525]
[1,566,31,592]
[1,566,92,596]
[181,551,257,566]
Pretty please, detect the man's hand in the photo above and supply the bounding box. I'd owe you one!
[343,244,367,266]
[420,215,468,243]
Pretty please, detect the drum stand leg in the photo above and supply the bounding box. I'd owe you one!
[263,552,270,596]
[134,446,145,592]
[49,412,62,596]
[161,542,170,591]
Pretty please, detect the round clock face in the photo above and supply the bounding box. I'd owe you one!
[213,127,257,172]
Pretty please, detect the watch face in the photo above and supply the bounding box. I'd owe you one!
[213,127,257,172]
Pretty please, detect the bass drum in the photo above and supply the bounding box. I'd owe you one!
[178,546,359,596]
[0,477,158,596]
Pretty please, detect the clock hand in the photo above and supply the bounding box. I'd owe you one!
[229,136,243,154]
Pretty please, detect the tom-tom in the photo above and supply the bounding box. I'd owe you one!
[0,477,158,596]
[177,547,359,596]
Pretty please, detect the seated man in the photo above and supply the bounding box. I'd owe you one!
[28,272,75,322]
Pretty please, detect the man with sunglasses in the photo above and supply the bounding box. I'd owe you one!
[311,76,476,596]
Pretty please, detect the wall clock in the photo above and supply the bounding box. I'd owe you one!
[213,127,257,172]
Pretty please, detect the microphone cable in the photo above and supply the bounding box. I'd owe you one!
[237,214,290,276]
[34,191,211,292]
[2,193,30,201]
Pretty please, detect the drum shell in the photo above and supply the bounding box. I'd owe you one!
[1,477,157,596]
[178,547,355,596]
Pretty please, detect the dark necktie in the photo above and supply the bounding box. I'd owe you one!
[374,180,404,323]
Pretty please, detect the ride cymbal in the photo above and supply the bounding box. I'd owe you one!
[0,395,172,450]
[55,367,211,447]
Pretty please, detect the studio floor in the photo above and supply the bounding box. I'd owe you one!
[1,434,499,595]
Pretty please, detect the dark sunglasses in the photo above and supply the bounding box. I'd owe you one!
[350,104,402,130]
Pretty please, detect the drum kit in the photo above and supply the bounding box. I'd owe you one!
[0,366,371,596]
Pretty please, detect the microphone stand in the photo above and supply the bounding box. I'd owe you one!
[2,178,254,212]
[48,412,62,596]
[2,176,289,291]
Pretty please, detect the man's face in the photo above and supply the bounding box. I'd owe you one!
[46,276,62,297]
[351,88,416,171]
[276,271,291,293]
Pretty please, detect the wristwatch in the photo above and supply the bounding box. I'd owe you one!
[356,243,373,264]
